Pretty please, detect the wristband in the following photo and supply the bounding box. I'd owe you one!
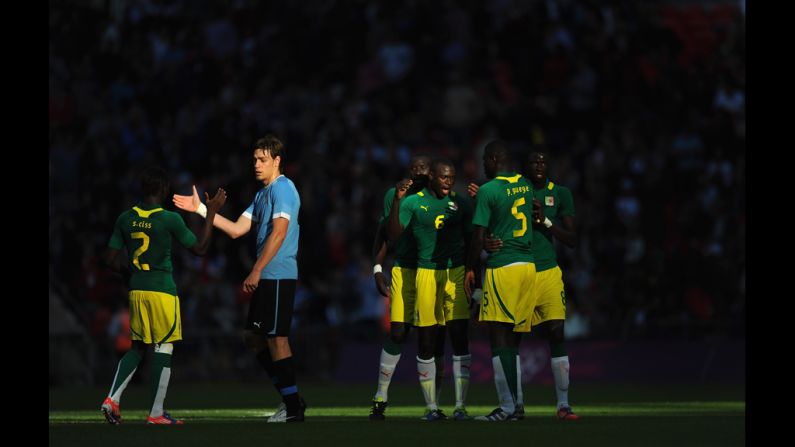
[543,217,552,228]
[373,264,383,275]
[196,202,207,218]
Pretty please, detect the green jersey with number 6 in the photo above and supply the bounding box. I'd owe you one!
[107,203,198,295]
[398,188,473,270]
[472,172,535,268]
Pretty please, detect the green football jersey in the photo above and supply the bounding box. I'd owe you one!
[472,172,535,268]
[107,203,198,295]
[398,188,473,270]
[380,187,418,269]
[532,179,575,272]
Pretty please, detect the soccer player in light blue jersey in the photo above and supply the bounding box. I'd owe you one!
[173,135,306,422]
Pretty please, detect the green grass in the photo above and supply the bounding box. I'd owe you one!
[50,382,745,447]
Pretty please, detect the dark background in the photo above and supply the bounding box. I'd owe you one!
[49,0,745,386]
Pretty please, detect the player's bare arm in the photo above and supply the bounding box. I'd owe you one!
[173,184,252,238]
[242,217,289,293]
[372,222,390,298]
[464,225,486,298]
[386,178,412,242]
[532,198,577,248]
[189,188,227,256]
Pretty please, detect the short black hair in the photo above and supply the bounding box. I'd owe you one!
[254,134,286,172]
[431,158,455,173]
[484,140,511,163]
[140,166,169,197]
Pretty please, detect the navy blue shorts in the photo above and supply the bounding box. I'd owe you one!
[245,279,297,337]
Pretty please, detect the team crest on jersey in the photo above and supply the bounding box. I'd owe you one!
[448,201,458,211]
[545,196,554,206]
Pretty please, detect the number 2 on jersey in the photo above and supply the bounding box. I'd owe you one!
[511,197,527,237]
[131,232,151,271]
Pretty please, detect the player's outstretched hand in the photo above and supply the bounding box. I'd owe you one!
[206,188,227,212]
[173,185,201,212]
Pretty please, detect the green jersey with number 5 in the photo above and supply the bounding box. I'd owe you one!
[107,203,198,295]
[472,172,535,268]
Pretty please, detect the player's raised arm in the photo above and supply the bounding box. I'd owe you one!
[385,178,412,242]
[173,184,252,239]
[188,188,227,256]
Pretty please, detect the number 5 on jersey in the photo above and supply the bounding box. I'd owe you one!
[511,198,527,237]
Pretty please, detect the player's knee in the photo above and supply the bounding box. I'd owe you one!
[417,330,437,359]
[154,343,174,355]
[243,331,267,353]
[547,321,565,344]
[267,336,292,359]
[390,324,409,344]
[448,321,469,356]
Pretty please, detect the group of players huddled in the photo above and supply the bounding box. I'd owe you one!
[369,140,580,422]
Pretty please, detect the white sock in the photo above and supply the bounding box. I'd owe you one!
[492,356,515,414]
[108,366,137,403]
[435,356,445,404]
[149,367,171,418]
[374,350,401,402]
[515,355,523,407]
[551,356,570,409]
[150,343,174,418]
[417,356,437,410]
[452,354,471,408]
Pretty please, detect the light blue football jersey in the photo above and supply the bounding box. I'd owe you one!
[243,175,300,279]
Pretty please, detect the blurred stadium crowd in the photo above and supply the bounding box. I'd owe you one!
[49,0,744,383]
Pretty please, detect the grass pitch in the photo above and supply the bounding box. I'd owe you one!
[50,382,744,447]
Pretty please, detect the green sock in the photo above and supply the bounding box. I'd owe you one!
[550,341,567,358]
[383,337,402,355]
[494,348,519,402]
[149,352,173,417]
[108,349,142,401]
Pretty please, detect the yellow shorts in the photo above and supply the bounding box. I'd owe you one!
[479,262,537,331]
[128,290,182,344]
[514,266,567,332]
[415,266,470,327]
[390,267,417,324]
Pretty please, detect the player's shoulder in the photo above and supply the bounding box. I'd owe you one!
[548,180,572,195]
[272,175,297,192]
[115,208,134,220]
[479,178,505,193]
[153,209,184,226]
[159,208,182,219]
[384,186,397,200]
[402,192,421,207]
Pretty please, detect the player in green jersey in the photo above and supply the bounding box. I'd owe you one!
[464,140,537,421]
[100,166,226,425]
[386,159,474,421]
[369,154,450,420]
[470,149,579,420]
